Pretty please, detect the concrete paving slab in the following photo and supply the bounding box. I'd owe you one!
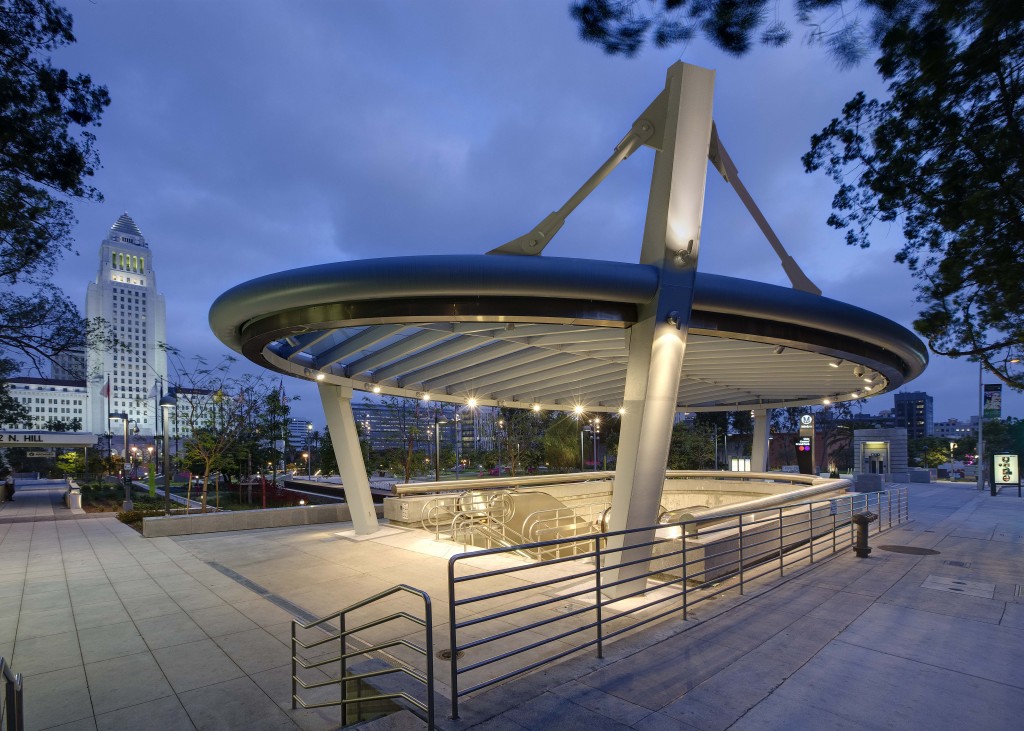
[763,641,1024,730]
[838,602,1024,688]
[78,623,149,664]
[22,665,93,731]
[178,676,298,731]
[135,611,207,649]
[212,627,290,675]
[85,651,176,715]
[12,630,82,676]
[94,694,197,731]
[153,638,246,693]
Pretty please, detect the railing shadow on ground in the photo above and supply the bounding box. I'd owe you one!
[445,487,909,719]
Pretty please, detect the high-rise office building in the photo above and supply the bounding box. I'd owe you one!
[50,347,86,381]
[894,391,933,439]
[85,214,168,435]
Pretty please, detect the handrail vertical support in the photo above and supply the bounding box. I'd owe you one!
[738,517,745,594]
[808,503,814,564]
[681,530,689,620]
[778,507,785,577]
[339,614,347,722]
[594,537,604,659]
[290,622,297,709]
[448,561,460,720]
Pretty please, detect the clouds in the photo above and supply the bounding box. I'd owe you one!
[52,0,1017,425]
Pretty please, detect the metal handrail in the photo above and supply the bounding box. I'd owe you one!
[0,656,24,731]
[291,584,434,728]
[445,487,910,719]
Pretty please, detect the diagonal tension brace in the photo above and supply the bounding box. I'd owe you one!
[487,91,666,256]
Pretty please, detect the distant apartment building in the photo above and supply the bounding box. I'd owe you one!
[2,377,88,430]
[894,391,933,439]
[933,418,977,439]
[288,418,313,452]
[354,400,480,454]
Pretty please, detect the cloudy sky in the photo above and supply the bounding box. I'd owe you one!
[51,0,1018,427]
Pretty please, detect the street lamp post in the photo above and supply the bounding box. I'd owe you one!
[434,413,449,482]
[454,413,462,481]
[160,393,176,515]
[591,418,600,471]
[949,442,958,481]
[305,423,313,478]
[111,412,135,511]
[977,360,985,491]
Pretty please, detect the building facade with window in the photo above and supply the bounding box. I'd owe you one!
[85,214,168,435]
[2,377,88,430]
[893,391,934,440]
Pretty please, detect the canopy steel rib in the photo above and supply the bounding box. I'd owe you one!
[344,329,453,379]
[312,324,406,369]
[378,337,518,385]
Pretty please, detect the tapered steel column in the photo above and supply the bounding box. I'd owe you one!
[605,62,715,596]
[318,383,379,534]
[751,409,771,471]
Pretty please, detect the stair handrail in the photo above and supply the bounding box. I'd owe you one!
[291,584,434,728]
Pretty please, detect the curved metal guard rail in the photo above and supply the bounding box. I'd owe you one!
[291,584,434,729]
[445,487,909,719]
[394,469,837,495]
[1,656,24,731]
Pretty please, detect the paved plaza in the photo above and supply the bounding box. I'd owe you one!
[2,479,1023,730]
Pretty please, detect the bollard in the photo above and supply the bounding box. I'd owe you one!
[852,511,878,558]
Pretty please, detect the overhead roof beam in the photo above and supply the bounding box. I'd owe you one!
[486,361,622,400]
[280,329,336,360]
[375,337,512,384]
[344,329,453,379]
[313,324,407,369]
[421,349,567,392]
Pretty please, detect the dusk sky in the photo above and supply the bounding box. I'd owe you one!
[51,0,1020,427]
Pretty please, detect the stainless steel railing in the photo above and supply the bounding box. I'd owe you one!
[291,584,434,728]
[445,487,909,719]
[0,656,24,731]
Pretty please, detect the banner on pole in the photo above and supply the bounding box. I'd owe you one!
[983,383,1002,419]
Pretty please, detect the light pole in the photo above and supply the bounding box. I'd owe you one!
[434,413,449,482]
[977,360,985,491]
[949,442,958,481]
[111,412,135,511]
[305,422,312,478]
[591,418,600,471]
[454,413,462,480]
[160,393,176,515]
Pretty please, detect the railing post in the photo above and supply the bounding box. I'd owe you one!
[778,507,785,577]
[448,560,459,720]
[594,537,604,659]
[290,622,297,709]
[681,526,689,620]
[808,503,814,564]
[423,592,435,731]
[738,517,745,594]
[340,614,347,723]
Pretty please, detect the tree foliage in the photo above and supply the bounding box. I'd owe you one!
[570,0,907,65]
[0,0,111,416]
[170,354,275,512]
[573,2,1024,390]
[804,1,1024,388]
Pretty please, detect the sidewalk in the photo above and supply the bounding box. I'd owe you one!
[2,481,1022,730]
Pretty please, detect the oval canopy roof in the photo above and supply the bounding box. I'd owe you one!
[209,254,927,413]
